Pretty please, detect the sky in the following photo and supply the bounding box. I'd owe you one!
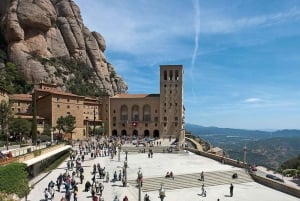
[73,0,300,130]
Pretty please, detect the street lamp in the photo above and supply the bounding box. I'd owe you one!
[19,132,22,148]
[118,144,121,161]
[51,127,54,143]
[125,150,128,161]
[137,167,143,201]
[123,160,127,187]
[243,145,247,168]
[93,107,96,136]
[158,182,166,201]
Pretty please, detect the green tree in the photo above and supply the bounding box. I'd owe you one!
[0,62,33,94]
[0,101,13,150]
[56,116,65,135]
[64,115,76,134]
[8,118,31,146]
[31,93,37,144]
[9,118,31,136]
[42,123,51,136]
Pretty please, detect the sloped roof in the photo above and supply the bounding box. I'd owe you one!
[112,94,160,98]
[10,94,32,101]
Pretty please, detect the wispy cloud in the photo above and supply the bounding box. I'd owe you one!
[243,98,262,103]
[192,0,201,68]
[190,0,201,98]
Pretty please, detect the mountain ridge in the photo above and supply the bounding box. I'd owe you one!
[185,123,300,169]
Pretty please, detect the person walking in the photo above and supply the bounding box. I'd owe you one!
[200,171,204,181]
[44,188,49,200]
[230,183,234,197]
[201,184,206,197]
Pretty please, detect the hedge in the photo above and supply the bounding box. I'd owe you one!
[0,162,29,198]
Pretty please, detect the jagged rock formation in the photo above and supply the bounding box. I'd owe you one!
[0,0,127,95]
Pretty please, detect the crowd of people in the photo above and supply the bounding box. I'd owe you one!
[41,137,130,201]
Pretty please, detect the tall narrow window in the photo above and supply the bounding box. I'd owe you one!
[143,105,151,121]
[164,70,167,80]
[120,105,128,121]
[132,105,139,121]
[175,70,179,80]
[169,70,173,80]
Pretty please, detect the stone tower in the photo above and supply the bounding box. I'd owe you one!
[159,65,185,143]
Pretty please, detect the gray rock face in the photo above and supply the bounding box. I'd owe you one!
[0,0,127,95]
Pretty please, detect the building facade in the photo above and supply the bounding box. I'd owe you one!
[104,65,185,142]
[5,65,185,143]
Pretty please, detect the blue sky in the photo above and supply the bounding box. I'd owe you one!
[73,0,300,130]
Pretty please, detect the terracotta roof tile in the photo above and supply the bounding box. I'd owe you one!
[112,94,160,98]
[35,89,85,98]
[10,94,32,101]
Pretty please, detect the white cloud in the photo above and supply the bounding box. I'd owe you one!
[243,98,262,103]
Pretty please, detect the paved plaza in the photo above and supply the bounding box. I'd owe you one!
[23,141,299,201]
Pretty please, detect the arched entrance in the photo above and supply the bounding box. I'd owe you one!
[121,130,127,136]
[112,130,118,137]
[153,129,159,138]
[144,130,150,138]
[132,130,138,138]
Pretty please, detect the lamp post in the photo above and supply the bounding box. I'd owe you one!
[93,107,96,136]
[118,144,121,161]
[158,182,166,201]
[137,167,143,201]
[51,127,54,144]
[243,145,247,168]
[125,150,128,161]
[123,160,127,187]
[19,132,22,148]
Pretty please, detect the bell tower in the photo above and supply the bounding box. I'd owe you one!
[159,65,184,143]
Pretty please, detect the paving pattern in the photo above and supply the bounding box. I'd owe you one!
[127,169,253,192]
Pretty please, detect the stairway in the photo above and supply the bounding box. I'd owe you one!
[121,146,183,154]
[127,169,253,192]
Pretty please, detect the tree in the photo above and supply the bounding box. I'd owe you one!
[0,62,33,94]
[31,92,37,144]
[56,116,65,135]
[55,115,76,140]
[64,115,76,134]
[42,124,51,136]
[0,101,13,150]
[9,118,31,135]
[8,118,31,145]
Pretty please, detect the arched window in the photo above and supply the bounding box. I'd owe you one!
[164,70,167,80]
[131,105,139,121]
[143,105,151,121]
[175,70,179,80]
[120,105,128,121]
[169,70,173,80]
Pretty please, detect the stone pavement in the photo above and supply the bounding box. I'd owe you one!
[23,141,299,201]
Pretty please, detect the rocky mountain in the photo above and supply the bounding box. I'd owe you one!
[0,0,127,96]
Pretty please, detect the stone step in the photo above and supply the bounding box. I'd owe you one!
[127,170,253,192]
[121,146,182,153]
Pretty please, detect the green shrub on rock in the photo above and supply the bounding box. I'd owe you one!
[0,162,29,198]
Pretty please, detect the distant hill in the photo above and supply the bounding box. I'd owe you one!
[185,123,300,169]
